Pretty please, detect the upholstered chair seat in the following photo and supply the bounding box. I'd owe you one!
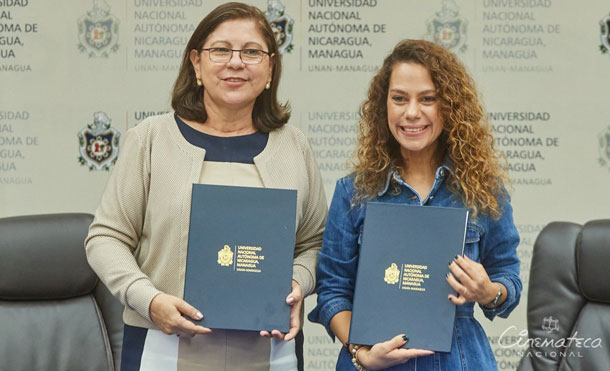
[517,220,610,370]
[0,213,123,371]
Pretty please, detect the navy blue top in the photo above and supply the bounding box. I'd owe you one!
[175,115,268,164]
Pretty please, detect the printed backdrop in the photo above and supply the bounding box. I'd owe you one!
[2,0,610,369]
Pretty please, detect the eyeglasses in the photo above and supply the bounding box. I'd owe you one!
[200,47,271,64]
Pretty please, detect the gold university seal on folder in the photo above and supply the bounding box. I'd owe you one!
[384,263,400,285]
[217,245,234,267]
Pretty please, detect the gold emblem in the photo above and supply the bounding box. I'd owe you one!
[217,245,234,267]
[384,263,400,284]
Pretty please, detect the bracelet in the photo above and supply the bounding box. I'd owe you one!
[349,344,369,371]
[484,283,503,308]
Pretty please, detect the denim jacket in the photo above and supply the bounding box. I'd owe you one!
[308,167,521,371]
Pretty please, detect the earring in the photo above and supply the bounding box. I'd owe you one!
[265,81,271,90]
[196,77,202,86]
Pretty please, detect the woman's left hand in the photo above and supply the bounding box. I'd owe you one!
[446,255,499,306]
[260,280,302,341]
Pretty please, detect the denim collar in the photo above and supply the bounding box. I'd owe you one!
[377,158,454,197]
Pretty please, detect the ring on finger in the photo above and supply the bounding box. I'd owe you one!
[462,287,467,296]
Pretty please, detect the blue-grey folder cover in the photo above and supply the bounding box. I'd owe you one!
[348,203,468,352]
[184,184,297,332]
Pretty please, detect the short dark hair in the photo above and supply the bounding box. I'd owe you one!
[171,2,290,132]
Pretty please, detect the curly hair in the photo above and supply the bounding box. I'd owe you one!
[353,39,508,218]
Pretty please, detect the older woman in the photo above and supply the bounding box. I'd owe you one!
[85,2,326,370]
[308,39,521,370]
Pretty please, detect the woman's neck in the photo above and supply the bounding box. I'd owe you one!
[184,99,257,137]
[399,151,442,200]
[203,115,256,136]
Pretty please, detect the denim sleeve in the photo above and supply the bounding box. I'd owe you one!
[307,178,360,340]
[479,198,522,320]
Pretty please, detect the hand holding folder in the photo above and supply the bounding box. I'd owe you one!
[354,334,434,370]
[149,293,212,337]
[260,280,302,341]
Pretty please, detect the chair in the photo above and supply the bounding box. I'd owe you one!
[0,213,124,371]
[517,220,610,370]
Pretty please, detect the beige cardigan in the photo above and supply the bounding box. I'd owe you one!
[85,113,327,329]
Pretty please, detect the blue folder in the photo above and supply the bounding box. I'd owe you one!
[184,184,297,332]
[348,203,468,352]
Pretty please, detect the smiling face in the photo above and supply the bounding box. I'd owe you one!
[387,62,443,163]
[190,19,273,113]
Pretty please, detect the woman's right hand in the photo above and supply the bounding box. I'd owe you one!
[357,334,434,370]
[149,293,212,337]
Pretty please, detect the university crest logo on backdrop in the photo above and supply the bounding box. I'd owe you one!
[425,0,468,53]
[265,0,294,54]
[77,0,119,57]
[600,12,610,55]
[598,126,610,171]
[78,112,120,171]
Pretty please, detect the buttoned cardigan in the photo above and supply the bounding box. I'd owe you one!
[85,113,327,329]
